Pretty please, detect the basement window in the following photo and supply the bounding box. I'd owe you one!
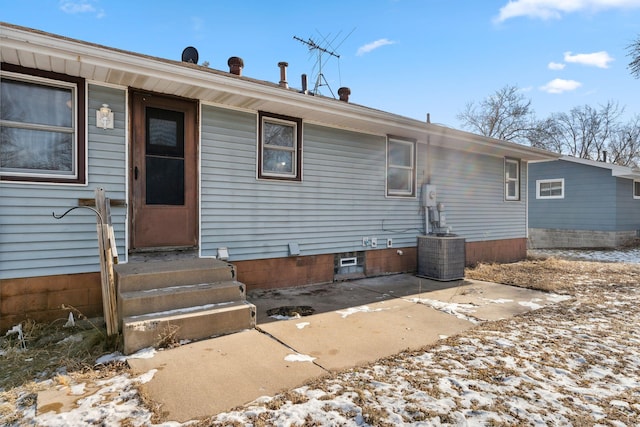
[258,111,302,181]
[504,158,520,201]
[537,178,564,199]
[334,251,365,279]
[1,64,86,184]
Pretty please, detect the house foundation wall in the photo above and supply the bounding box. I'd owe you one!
[233,248,418,291]
[0,272,102,332]
[465,238,527,266]
[236,239,526,291]
[0,238,527,332]
[233,254,335,291]
[528,228,637,249]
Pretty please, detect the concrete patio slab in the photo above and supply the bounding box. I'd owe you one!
[258,297,475,371]
[249,273,465,324]
[127,274,569,423]
[128,329,326,422]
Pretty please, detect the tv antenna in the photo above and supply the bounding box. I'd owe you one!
[294,29,354,97]
[293,35,339,97]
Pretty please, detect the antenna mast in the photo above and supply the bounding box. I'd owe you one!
[293,35,340,97]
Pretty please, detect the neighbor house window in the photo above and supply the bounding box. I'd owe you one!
[504,158,520,201]
[537,178,564,199]
[634,181,640,199]
[386,137,416,197]
[258,111,302,181]
[1,64,85,184]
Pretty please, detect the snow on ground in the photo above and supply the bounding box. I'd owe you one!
[3,249,640,426]
[210,271,640,426]
[530,247,640,264]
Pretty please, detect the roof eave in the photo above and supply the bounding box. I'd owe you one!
[1,22,559,162]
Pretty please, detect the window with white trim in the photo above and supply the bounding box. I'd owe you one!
[634,181,640,199]
[504,158,520,201]
[1,64,86,184]
[537,178,564,199]
[258,111,302,181]
[386,136,416,197]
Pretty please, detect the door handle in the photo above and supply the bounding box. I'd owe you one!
[134,166,139,180]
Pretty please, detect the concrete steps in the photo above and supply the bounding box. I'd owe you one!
[114,258,256,354]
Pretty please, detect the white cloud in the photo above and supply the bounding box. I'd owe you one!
[540,78,582,93]
[494,0,640,23]
[564,51,613,68]
[60,0,94,13]
[59,0,104,17]
[548,62,566,70]
[356,38,395,56]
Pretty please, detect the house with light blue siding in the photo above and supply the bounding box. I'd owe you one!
[528,156,640,248]
[0,22,557,330]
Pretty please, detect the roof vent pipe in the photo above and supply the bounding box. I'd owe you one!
[301,74,308,94]
[278,62,289,88]
[227,57,244,76]
[338,87,351,102]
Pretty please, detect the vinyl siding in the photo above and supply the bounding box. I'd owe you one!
[429,146,528,241]
[0,84,127,279]
[200,106,527,262]
[200,105,424,261]
[529,160,620,231]
[615,177,640,231]
[2,95,532,279]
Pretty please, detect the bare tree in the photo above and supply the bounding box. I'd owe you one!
[458,85,640,166]
[457,85,536,142]
[531,101,623,160]
[527,117,564,153]
[608,115,640,167]
[628,35,640,79]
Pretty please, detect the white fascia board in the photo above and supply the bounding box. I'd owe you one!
[2,23,562,162]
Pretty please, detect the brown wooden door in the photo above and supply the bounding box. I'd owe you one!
[130,92,198,250]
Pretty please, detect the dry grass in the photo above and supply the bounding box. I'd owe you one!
[465,255,640,292]
[0,313,122,393]
[0,312,128,427]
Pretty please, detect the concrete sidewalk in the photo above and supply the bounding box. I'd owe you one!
[128,274,567,422]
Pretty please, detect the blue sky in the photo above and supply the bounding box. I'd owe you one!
[2,0,640,128]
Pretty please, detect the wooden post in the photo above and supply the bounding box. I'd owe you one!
[95,188,119,337]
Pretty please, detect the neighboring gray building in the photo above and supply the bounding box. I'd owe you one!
[528,156,640,249]
[0,23,557,329]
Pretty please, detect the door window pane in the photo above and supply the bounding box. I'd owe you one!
[146,157,185,205]
[145,107,185,205]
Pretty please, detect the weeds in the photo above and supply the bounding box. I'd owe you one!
[0,308,119,392]
[155,324,180,349]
